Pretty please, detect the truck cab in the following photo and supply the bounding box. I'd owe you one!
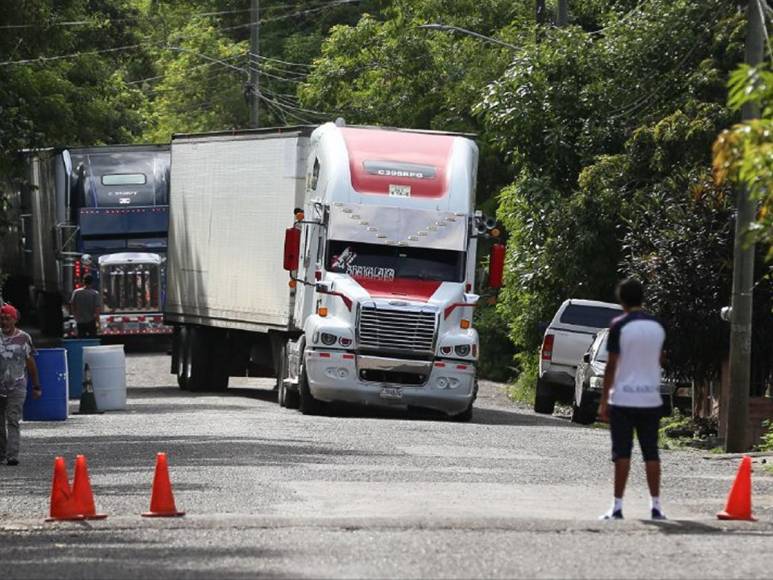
[13,145,172,336]
[283,123,504,420]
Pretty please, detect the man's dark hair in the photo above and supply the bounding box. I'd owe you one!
[83,274,94,286]
[616,277,644,308]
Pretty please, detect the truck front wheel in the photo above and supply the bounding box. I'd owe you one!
[277,341,299,409]
[298,354,322,415]
[450,380,477,422]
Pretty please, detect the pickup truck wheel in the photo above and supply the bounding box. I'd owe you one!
[571,395,596,425]
[534,395,555,414]
[298,356,322,415]
[534,379,555,414]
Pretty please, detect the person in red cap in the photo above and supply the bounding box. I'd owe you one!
[0,303,42,466]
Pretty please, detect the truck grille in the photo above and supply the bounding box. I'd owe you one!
[358,305,437,354]
[101,262,161,312]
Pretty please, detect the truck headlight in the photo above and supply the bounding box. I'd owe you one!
[320,332,337,346]
[454,344,471,357]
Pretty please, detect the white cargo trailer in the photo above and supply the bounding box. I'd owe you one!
[165,128,311,390]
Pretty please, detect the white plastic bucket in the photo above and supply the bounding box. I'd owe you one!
[83,345,127,411]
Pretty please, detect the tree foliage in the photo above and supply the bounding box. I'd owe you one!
[713,64,773,257]
[2,1,771,387]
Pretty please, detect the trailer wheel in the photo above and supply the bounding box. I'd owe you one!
[187,327,211,392]
[208,329,230,392]
[298,352,322,415]
[176,327,191,390]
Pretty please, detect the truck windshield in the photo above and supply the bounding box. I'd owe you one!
[326,240,465,282]
[100,262,162,312]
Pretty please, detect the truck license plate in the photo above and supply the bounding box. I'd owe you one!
[379,387,402,400]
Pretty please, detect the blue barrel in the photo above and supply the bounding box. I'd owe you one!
[22,348,69,421]
[62,338,101,399]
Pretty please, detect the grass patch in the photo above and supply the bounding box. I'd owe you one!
[755,420,773,452]
[507,354,538,406]
[659,409,721,450]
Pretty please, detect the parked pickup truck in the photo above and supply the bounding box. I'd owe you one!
[535,299,622,414]
[572,328,675,424]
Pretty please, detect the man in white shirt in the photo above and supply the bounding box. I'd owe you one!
[599,278,667,520]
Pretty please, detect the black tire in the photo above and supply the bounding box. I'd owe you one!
[571,395,597,425]
[208,329,230,392]
[276,341,301,409]
[534,395,555,414]
[534,379,556,414]
[450,380,477,422]
[187,327,212,392]
[451,404,473,422]
[176,327,190,391]
[298,353,322,415]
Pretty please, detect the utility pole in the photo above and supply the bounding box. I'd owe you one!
[725,0,764,453]
[249,0,260,128]
[536,0,546,24]
[557,0,569,27]
[535,0,547,42]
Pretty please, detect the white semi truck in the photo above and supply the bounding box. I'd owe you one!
[165,122,504,420]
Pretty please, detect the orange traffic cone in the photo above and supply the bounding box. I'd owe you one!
[142,452,185,517]
[717,455,757,521]
[46,457,85,522]
[72,455,107,520]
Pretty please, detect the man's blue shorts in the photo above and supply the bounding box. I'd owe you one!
[609,405,661,462]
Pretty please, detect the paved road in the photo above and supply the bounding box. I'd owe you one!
[1,348,772,579]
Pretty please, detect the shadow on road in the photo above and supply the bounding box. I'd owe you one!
[642,519,773,537]
[128,385,575,428]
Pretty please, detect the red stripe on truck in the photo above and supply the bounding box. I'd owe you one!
[355,277,441,302]
[341,127,454,199]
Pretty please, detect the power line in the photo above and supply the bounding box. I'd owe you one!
[586,0,652,36]
[0,20,92,30]
[249,52,313,70]
[125,53,246,86]
[218,0,363,33]
[0,43,146,66]
[248,65,306,84]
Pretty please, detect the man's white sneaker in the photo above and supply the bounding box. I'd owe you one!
[599,509,623,520]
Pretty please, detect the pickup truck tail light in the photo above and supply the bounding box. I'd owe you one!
[541,334,555,361]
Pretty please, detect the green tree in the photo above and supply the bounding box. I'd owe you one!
[713,64,773,257]
[477,0,754,389]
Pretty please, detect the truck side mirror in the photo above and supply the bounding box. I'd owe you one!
[583,353,591,363]
[488,243,506,289]
[283,227,301,271]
